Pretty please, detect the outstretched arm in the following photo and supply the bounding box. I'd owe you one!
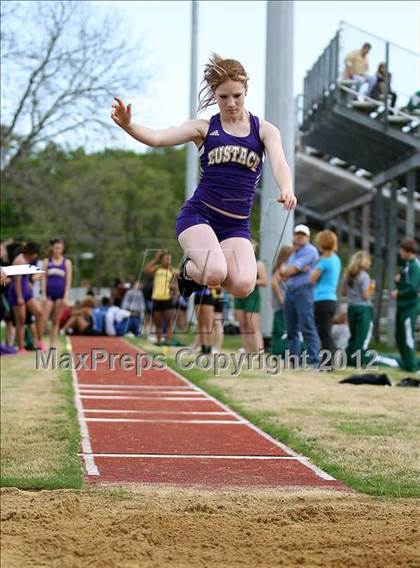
[111,97,208,148]
[260,120,297,211]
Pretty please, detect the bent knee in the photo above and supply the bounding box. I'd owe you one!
[230,279,256,298]
[205,267,227,286]
[197,263,227,286]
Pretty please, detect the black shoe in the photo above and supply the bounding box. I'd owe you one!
[177,257,206,298]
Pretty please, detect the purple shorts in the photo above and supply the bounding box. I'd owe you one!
[176,198,251,242]
[46,286,65,301]
[8,287,33,306]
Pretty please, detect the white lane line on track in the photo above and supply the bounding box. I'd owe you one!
[80,395,207,401]
[78,384,194,390]
[85,418,245,424]
[128,342,337,482]
[67,339,99,477]
[79,390,201,396]
[83,409,230,415]
[78,453,304,460]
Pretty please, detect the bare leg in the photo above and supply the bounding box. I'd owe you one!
[6,321,15,346]
[153,311,163,345]
[178,225,227,286]
[212,313,224,352]
[235,309,253,353]
[50,299,64,347]
[27,298,44,343]
[42,299,54,336]
[63,315,78,331]
[245,311,264,352]
[220,238,257,298]
[13,305,26,350]
[164,308,174,344]
[195,303,214,348]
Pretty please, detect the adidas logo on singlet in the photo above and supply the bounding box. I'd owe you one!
[209,129,219,136]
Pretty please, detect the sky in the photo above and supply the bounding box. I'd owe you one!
[95,0,420,152]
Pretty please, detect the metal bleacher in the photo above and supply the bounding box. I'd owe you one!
[296,22,420,345]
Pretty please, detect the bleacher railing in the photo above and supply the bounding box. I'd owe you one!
[303,21,420,125]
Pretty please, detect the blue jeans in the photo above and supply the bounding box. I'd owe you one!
[114,316,142,337]
[284,285,320,364]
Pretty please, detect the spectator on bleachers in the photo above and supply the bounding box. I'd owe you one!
[340,251,375,367]
[344,42,376,100]
[309,230,342,356]
[370,62,397,109]
[403,90,420,114]
[121,280,145,336]
[270,245,294,356]
[390,239,419,372]
[281,225,320,367]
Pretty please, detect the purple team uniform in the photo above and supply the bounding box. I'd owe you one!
[176,112,264,241]
[8,274,33,306]
[46,257,67,301]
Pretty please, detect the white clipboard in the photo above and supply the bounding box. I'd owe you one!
[3,264,45,276]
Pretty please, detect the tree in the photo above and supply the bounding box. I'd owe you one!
[1,0,147,173]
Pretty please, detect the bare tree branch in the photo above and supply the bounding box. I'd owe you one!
[1,0,147,170]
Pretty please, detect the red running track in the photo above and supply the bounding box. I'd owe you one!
[70,336,346,489]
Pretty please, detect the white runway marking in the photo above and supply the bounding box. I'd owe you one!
[79,453,305,460]
[85,418,245,424]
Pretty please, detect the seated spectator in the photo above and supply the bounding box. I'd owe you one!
[121,281,145,336]
[91,296,111,335]
[402,90,420,114]
[110,278,126,307]
[62,296,100,335]
[369,62,397,109]
[340,251,375,367]
[344,42,376,100]
[105,305,131,336]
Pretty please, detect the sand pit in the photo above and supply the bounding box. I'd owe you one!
[1,486,419,567]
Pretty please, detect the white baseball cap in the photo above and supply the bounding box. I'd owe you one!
[294,224,310,237]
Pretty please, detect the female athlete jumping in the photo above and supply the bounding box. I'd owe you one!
[111,54,296,297]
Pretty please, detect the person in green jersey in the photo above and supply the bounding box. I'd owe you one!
[391,239,420,372]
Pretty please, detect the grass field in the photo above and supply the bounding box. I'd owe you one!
[130,337,420,498]
[1,350,82,490]
[1,338,419,567]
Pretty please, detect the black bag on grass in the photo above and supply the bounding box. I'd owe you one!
[396,377,420,388]
[340,373,392,386]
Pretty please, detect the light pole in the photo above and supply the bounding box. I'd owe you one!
[260,0,295,340]
[185,0,199,200]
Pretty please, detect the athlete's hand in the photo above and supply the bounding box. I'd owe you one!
[111,96,132,129]
[0,268,7,286]
[277,190,297,210]
[390,290,398,300]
